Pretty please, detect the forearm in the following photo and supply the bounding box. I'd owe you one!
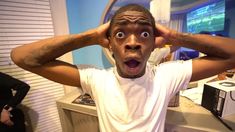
[11,29,99,68]
[168,32,235,59]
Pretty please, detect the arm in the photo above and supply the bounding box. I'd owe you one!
[169,45,180,53]
[155,24,235,82]
[11,23,110,87]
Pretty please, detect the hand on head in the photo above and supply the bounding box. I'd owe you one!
[96,22,110,49]
[98,22,175,50]
[154,24,176,48]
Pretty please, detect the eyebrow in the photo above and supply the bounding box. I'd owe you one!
[113,19,152,26]
[136,19,152,26]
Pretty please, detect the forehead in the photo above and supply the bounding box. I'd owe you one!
[113,11,153,26]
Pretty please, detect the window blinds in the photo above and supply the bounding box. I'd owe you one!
[0,0,64,131]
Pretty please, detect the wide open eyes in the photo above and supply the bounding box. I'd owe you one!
[140,31,150,38]
[115,31,125,39]
[115,31,150,39]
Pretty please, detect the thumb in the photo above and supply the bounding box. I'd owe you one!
[155,37,166,48]
[101,38,110,49]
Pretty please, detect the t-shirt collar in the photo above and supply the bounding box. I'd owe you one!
[113,65,150,85]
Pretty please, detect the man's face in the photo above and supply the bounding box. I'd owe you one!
[109,11,155,78]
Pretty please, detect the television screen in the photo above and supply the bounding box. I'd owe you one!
[187,0,225,33]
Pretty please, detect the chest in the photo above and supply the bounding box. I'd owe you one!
[97,78,167,123]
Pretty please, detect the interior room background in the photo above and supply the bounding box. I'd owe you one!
[0,0,235,131]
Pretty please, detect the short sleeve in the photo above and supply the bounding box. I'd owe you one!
[155,60,192,97]
[77,65,98,95]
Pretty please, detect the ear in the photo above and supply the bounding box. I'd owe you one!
[109,45,114,59]
[109,47,114,57]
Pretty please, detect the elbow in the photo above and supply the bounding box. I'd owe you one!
[230,57,235,66]
[11,48,22,67]
[11,48,40,69]
[225,56,235,69]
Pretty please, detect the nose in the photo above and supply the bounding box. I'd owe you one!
[125,35,141,51]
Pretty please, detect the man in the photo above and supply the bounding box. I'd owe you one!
[11,4,235,132]
[0,72,30,132]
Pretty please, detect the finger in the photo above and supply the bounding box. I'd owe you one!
[155,24,170,36]
[100,38,110,48]
[5,120,14,126]
[155,23,167,31]
[102,22,110,30]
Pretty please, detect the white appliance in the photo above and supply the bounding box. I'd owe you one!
[201,80,235,117]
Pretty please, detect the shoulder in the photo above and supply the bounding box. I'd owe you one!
[153,60,192,93]
[152,60,192,76]
[77,65,113,73]
[77,65,114,79]
[77,65,115,95]
[157,60,192,69]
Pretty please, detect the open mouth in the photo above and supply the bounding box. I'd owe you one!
[124,59,140,68]
[121,58,144,77]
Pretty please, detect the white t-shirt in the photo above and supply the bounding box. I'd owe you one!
[78,60,192,132]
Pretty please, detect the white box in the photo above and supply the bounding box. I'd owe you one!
[202,80,235,117]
